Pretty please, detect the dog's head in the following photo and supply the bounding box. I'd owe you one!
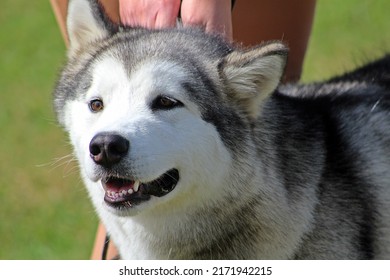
[54,0,288,217]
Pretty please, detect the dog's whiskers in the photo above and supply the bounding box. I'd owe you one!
[370,98,382,113]
[37,154,78,174]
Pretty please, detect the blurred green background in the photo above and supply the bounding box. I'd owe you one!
[1,0,389,259]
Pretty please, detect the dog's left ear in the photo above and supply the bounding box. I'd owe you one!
[221,42,288,118]
[67,0,118,56]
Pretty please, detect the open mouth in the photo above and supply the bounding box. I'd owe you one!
[101,168,179,209]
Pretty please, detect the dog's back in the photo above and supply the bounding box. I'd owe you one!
[259,57,390,258]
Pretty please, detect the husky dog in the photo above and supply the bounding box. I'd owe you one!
[54,0,390,259]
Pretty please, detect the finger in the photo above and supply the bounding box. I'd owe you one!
[181,0,233,41]
[154,0,181,28]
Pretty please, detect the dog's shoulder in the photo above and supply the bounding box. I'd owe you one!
[275,55,390,110]
[328,54,390,89]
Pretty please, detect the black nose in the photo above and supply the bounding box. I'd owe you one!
[89,133,129,167]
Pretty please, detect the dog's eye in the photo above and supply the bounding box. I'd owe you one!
[151,95,183,111]
[89,99,104,112]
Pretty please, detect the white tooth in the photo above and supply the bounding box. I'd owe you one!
[119,192,124,197]
[133,181,140,192]
[122,190,127,195]
[128,188,133,194]
[114,192,119,198]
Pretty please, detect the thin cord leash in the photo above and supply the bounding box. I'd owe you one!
[101,234,110,260]
[102,234,120,260]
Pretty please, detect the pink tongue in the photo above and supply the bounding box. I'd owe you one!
[105,179,134,193]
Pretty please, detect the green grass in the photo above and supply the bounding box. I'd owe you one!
[1,0,389,259]
[302,0,390,81]
[1,0,97,259]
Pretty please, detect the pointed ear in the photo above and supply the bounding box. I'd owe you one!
[67,0,117,56]
[221,42,288,118]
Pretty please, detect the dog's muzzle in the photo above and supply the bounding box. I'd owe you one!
[89,133,180,209]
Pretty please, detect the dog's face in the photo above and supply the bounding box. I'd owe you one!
[64,55,236,216]
[55,0,287,217]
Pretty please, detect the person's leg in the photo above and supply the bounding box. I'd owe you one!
[232,0,316,82]
[90,223,119,260]
[50,0,69,45]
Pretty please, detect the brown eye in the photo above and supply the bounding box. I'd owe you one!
[89,99,104,112]
[151,95,183,111]
[159,97,175,107]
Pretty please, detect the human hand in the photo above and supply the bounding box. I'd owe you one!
[119,0,233,41]
[119,0,181,29]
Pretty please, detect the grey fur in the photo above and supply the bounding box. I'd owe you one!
[54,0,390,259]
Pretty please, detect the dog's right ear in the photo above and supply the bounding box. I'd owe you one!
[67,0,117,56]
[220,42,288,119]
